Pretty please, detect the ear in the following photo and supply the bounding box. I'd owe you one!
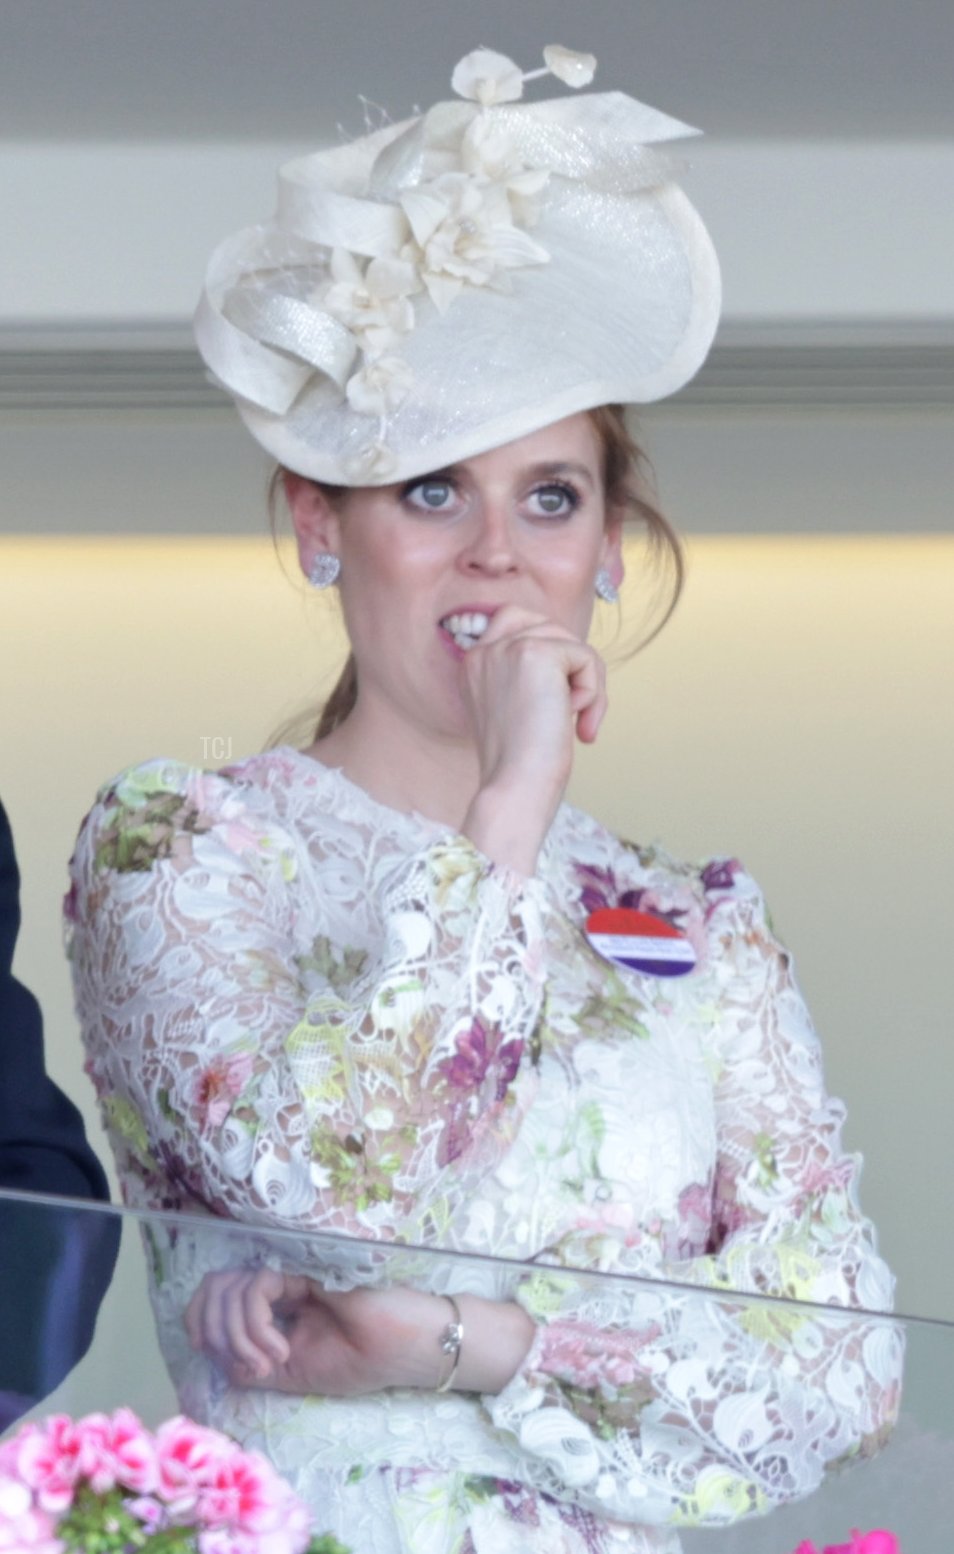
[283,472,342,581]
[601,512,625,590]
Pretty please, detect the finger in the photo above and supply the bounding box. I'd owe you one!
[186,1270,281,1378]
[468,635,599,694]
[476,617,584,654]
[575,686,608,743]
[473,605,554,646]
[567,657,608,743]
[226,1268,306,1378]
[184,1284,206,1351]
[566,648,603,701]
[194,1271,233,1363]
[244,1272,293,1365]
[213,1278,279,1381]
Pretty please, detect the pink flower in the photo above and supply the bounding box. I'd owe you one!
[0,1410,316,1554]
[197,1449,286,1533]
[826,1535,899,1554]
[124,1495,168,1531]
[790,1534,899,1554]
[155,1416,228,1515]
[672,1180,714,1258]
[72,1413,113,1491]
[0,1475,62,1551]
[194,1052,254,1132]
[12,1417,84,1514]
[198,1533,257,1554]
[198,1522,312,1554]
[537,1318,661,1391]
[104,1409,159,1495]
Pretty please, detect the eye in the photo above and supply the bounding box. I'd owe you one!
[527,482,580,518]
[403,478,456,513]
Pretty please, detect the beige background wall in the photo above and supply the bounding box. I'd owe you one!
[1,400,951,1318]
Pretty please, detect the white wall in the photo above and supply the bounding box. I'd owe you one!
[4,140,954,323]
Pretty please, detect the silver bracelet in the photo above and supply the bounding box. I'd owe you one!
[436,1294,464,1393]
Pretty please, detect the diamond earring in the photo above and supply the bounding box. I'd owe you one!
[594,567,619,603]
[308,553,341,589]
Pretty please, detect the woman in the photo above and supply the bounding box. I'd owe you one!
[65,44,899,1554]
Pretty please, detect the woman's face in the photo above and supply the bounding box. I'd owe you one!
[287,412,623,742]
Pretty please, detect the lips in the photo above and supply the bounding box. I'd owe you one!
[439,610,493,651]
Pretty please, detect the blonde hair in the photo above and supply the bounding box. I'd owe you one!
[268,405,683,744]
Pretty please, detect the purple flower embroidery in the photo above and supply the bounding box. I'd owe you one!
[574,862,679,923]
[574,862,619,915]
[436,1105,473,1167]
[438,1019,523,1102]
[496,1479,542,1528]
[701,857,742,894]
[435,1021,524,1167]
[671,1179,714,1258]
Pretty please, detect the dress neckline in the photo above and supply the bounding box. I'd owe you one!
[268,744,454,840]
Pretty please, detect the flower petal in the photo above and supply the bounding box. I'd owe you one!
[422,270,464,314]
[543,44,597,89]
[345,355,414,415]
[488,225,550,270]
[400,187,452,248]
[343,440,398,483]
[365,255,422,300]
[329,247,364,284]
[451,48,525,106]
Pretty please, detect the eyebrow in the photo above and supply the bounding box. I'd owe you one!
[523,461,597,487]
[409,459,597,487]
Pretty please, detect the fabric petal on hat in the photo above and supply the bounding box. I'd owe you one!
[451,48,525,106]
[329,247,364,285]
[400,187,453,248]
[489,226,551,269]
[543,45,598,89]
[346,355,414,416]
[365,255,422,299]
[421,270,464,314]
[343,439,398,483]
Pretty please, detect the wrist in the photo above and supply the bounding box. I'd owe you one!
[394,1292,536,1395]
[462,781,563,876]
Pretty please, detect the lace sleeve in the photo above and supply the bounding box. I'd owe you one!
[65,760,549,1241]
[488,866,901,1530]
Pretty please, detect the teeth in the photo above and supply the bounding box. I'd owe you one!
[441,612,490,639]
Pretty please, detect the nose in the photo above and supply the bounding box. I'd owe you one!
[456,499,520,577]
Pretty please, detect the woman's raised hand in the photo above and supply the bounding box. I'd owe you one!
[459,606,608,876]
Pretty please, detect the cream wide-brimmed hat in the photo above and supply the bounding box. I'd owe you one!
[194,44,721,486]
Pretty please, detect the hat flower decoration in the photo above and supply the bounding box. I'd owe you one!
[195,43,720,485]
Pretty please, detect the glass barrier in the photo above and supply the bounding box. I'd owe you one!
[1,1187,948,1551]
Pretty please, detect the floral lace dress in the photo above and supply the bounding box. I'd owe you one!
[65,748,899,1554]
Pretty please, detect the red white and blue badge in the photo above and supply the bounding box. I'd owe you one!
[585,907,697,979]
